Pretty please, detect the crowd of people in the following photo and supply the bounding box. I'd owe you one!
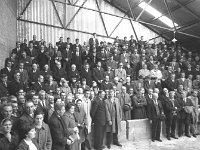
[0,32,199,150]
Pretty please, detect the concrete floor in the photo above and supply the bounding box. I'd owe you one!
[100,136,200,150]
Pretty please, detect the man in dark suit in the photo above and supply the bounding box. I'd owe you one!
[165,73,178,91]
[49,103,72,150]
[0,74,9,98]
[90,90,106,150]
[163,91,179,140]
[26,42,38,63]
[72,46,82,71]
[1,60,14,82]
[19,100,35,139]
[73,38,82,53]
[53,61,68,84]
[89,33,99,51]
[29,35,39,50]
[80,63,93,87]
[11,41,23,58]
[61,44,72,71]
[8,71,26,96]
[93,61,104,88]
[68,64,80,85]
[33,75,45,94]
[177,91,194,137]
[56,37,66,52]
[148,93,164,142]
[82,45,91,64]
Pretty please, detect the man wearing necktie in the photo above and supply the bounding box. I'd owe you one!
[148,93,164,142]
[163,91,179,140]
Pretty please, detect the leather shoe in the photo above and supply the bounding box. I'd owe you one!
[185,134,191,138]
[167,137,171,140]
[107,145,111,149]
[192,134,197,138]
[113,142,122,147]
[156,139,162,142]
[171,136,178,139]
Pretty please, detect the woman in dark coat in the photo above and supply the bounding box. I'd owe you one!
[132,88,147,119]
[0,118,19,150]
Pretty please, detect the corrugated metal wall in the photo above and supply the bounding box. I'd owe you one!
[17,0,163,46]
[0,0,17,68]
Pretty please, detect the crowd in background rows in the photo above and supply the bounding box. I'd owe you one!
[0,33,199,150]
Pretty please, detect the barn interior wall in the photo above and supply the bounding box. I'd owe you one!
[0,0,17,68]
[17,0,163,46]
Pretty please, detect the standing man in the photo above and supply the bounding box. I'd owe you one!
[117,86,131,120]
[163,91,179,140]
[105,89,122,149]
[177,91,194,137]
[89,33,99,52]
[90,90,106,150]
[49,103,72,150]
[148,93,164,142]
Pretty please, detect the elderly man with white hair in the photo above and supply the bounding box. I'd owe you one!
[148,92,164,142]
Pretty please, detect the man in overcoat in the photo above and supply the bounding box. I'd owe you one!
[105,89,122,149]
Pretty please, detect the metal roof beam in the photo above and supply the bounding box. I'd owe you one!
[129,17,139,42]
[136,0,153,21]
[17,0,33,19]
[95,0,109,36]
[65,0,88,28]
[51,0,65,28]
[164,0,176,31]
[150,0,195,23]
[109,14,126,37]
[126,0,135,20]
[175,0,200,20]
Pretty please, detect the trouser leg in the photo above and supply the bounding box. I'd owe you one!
[171,115,177,136]
[106,132,112,147]
[94,125,104,149]
[156,119,161,140]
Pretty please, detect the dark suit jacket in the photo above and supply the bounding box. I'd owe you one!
[19,113,34,139]
[90,97,106,126]
[80,69,93,87]
[68,70,80,83]
[162,98,180,118]
[61,49,72,63]
[92,67,104,83]
[7,80,25,96]
[0,81,8,98]
[148,100,164,120]
[33,82,46,93]
[49,112,70,150]
[1,67,13,81]
[177,98,193,120]
[26,47,38,60]
[53,67,68,83]
[71,52,82,71]
[165,79,178,91]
